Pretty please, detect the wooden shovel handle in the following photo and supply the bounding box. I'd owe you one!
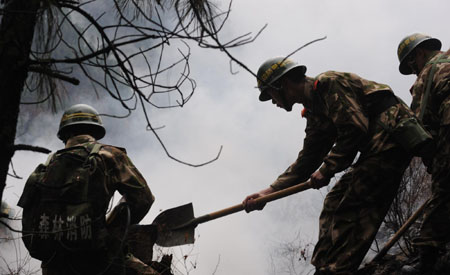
[194,181,313,225]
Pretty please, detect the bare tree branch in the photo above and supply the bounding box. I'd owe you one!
[3,0,272,176]
[12,144,51,154]
[28,65,80,85]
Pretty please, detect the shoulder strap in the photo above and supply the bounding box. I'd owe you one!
[51,143,102,159]
[44,153,54,166]
[85,143,103,172]
[89,143,102,155]
[420,54,450,120]
[84,143,103,167]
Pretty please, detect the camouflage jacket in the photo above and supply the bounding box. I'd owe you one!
[64,135,154,225]
[410,49,450,135]
[271,71,413,190]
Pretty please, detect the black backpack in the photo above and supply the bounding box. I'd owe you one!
[18,143,110,261]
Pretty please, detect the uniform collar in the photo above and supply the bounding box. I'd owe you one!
[301,77,315,109]
[425,51,444,66]
[65,135,96,148]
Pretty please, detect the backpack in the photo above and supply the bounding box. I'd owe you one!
[18,143,110,261]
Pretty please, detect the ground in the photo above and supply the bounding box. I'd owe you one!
[358,251,450,275]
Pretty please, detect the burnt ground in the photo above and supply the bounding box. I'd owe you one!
[357,251,450,275]
[124,223,450,275]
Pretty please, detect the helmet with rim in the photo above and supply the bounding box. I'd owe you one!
[57,104,105,141]
[397,33,441,75]
[256,57,306,101]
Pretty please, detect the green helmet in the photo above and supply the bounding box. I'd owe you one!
[256,57,306,101]
[57,104,105,141]
[397,33,441,75]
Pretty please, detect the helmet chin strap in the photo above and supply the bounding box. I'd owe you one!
[278,84,293,111]
[411,64,419,75]
[301,79,314,109]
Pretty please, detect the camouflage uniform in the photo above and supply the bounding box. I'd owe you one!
[409,49,450,250]
[271,71,413,274]
[40,135,155,275]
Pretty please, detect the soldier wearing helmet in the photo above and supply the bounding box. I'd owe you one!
[397,34,450,274]
[243,57,421,274]
[57,104,106,142]
[23,104,155,275]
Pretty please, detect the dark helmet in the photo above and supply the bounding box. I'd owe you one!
[57,104,105,141]
[397,33,441,75]
[256,57,306,101]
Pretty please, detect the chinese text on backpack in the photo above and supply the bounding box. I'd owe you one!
[18,143,109,261]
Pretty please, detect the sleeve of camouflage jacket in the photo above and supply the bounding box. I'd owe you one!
[270,113,336,190]
[102,146,155,225]
[318,80,369,178]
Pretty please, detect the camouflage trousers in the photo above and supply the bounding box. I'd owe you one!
[413,125,450,249]
[311,148,411,274]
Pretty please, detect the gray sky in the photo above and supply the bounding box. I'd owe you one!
[2,0,450,274]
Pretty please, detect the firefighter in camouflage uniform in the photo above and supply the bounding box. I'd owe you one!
[242,57,426,274]
[19,104,155,275]
[397,34,450,275]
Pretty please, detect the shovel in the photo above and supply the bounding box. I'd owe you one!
[370,199,430,263]
[153,180,313,247]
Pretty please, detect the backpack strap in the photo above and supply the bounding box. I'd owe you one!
[89,143,102,156]
[419,54,450,120]
[44,153,54,166]
[84,143,104,175]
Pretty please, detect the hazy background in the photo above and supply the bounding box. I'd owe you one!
[2,0,450,274]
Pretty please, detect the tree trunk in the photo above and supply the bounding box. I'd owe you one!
[0,0,41,202]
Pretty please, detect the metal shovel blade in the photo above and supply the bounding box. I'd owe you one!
[153,203,196,247]
[152,181,313,247]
